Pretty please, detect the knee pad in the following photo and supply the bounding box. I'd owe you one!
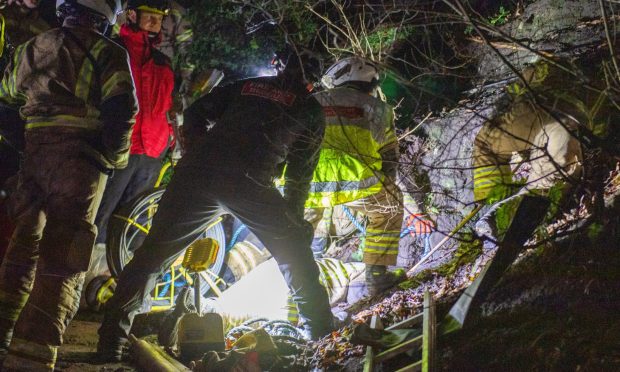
[40,220,96,275]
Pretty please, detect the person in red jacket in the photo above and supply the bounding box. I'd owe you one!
[94,0,174,249]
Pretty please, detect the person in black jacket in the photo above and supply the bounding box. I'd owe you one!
[97,50,333,361]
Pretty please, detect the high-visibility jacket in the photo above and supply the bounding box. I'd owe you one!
[119,24,174,158]
[306,87,397,208]
[0,27,137,166]
[472,58,612,202]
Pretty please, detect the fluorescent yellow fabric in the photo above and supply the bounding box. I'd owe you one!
[0,14,5,59]
[306,87,396,208]
[473,95,583,203]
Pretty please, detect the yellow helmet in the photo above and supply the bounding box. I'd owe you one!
[128,0,169,15]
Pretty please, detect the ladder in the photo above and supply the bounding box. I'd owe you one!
[363,290,436,372]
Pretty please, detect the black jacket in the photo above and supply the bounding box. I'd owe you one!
[182,75,325,211]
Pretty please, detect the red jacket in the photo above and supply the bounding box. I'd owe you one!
[119,24,174,158]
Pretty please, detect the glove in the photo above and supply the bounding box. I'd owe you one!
[405,214,435,237]
[101,120,132,169]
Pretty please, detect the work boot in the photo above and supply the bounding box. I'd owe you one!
[95,337,128,363]
[300,316,335,341]
[365,265,405,296]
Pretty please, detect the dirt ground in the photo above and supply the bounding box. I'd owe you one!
[56,313,136,372]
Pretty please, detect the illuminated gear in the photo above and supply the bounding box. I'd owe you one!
[56,0,124,25]
[321,56,379,89]
[307,184,403,267]
[472,61,592,203]
[286,258,364,324]
[306,87,398,207]
[0,13,4,51]
[0,26,136,371]
[127,0,170,15]
[472,101,583,203]
[305,86,402,267]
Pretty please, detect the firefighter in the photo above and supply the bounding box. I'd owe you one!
[472,58,595,246]
[97,48,333,361]
[93,0,174,252]
[452,58,618,323]
[304,57,409,295]
[0,0,137,369]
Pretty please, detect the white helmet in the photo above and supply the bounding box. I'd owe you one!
[56,0,123,25]
[321,57,379,89]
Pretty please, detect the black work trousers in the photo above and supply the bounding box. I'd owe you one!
[99,163,332,342]
[94,154,162,244]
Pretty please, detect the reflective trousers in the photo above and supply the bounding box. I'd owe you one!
[306,183,403,266]
[99,163,333,343]
[0,139,106,371]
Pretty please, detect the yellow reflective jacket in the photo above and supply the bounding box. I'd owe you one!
[305,87,397,208]
[473,58,615,202]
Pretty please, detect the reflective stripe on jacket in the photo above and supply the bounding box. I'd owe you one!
[0,27,135,129]
[119,24,174,158]
[306,87,396,208]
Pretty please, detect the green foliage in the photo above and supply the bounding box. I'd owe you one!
[494,194,522,239]
[489,6,510,26]
[485,182,518,205]
[544,182,566,220]
[464,4,511,35]
[399,231,483,290]
[186,0,319,77]
[435,232,483,278]
[587,222,604,241]
[365,25,415,57]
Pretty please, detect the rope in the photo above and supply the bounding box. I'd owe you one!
[342,206,366,234]
[157,271,188,297]
[225,224,247,252]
